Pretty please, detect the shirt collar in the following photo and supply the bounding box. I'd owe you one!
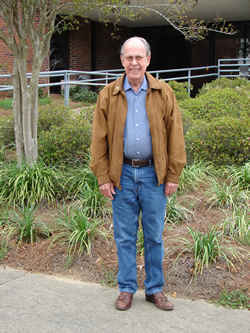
[124,75,148,92]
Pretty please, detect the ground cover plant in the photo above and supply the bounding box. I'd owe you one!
[0,80,249,308]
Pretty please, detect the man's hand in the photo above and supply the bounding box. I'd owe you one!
[165,182,178,197]
[99,182,116,200]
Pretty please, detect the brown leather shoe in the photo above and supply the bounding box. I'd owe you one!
[146,292,174,311]
[115,292,133,311]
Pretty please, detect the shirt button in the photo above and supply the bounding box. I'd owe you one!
[137,152,140,154]
[136,138,140,141]
[136,124,139,127]
[136,109,138,113]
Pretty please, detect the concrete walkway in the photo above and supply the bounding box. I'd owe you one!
[0,266,249,333]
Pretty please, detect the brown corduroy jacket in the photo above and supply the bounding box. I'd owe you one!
[90,72,186,188]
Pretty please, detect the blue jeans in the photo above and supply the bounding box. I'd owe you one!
[112,163,167,295]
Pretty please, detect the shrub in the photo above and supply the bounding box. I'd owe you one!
[198,77,250,95]
[180,87,249,121]
[167,81,191,101]
[38,105,72,132]
[38,116,91,166]
[0,115,15,147]
[185,116,250,166]
[70,86,98,104]
[181,109,194,135]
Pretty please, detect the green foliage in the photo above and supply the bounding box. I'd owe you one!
[185,116,249,166]
[0,162,63,206]
[70,86,98,104]
[38,97,52,106]
[181,109,194,135]
[0,115,15,147]
[137,226,144,256]
[180,88,249,121]
[0,98,12,110]
[38,115,91,166]
[51,208,102,257]
[217,289,249,309]
[198,77,250,96]
[227,163,250,191]
[67,167,110,218]
[177,226,242,275]
[206,180,248,209]
[165,194,193,224]
[167,80,191,101]
[38,105,72,132]
[0,238,8,260]
[222,208,249,245]
[178,161,213,193]
[1,206,50,244]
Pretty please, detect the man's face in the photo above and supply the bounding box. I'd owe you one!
[120,39,151,84]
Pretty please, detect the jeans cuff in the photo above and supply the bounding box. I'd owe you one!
[145,288,163,296]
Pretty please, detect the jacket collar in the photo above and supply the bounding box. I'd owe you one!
[112,72,162,95]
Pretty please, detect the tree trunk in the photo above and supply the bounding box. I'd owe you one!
[12,57,39,166]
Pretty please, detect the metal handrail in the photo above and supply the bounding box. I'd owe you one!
[0,58,249,106]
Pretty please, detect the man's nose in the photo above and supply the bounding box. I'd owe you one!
[131,57,137,65]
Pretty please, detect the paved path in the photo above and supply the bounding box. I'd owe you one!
[0,266,249,333]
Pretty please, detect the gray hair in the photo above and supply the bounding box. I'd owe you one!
[120,36,151,56]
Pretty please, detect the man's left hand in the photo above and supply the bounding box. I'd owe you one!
[165,182,178,196]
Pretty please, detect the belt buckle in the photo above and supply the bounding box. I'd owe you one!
[131,159,140,167]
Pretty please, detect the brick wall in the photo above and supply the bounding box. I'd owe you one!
[0,17,49,96]
[68,21,92,71]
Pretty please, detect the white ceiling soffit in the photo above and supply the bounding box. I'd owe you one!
[114,0,250,27]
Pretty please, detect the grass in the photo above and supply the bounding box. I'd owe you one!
[228,162,250,191]
[176,226,243,275]
[165,194,193,224]
[68,168,110,218]
[1,206,51,244]
[51,207,104,257]
[206,180,248,209]
[0,98,12,110]
[0,97,51,110]
[178,161,213,193]
[0,162,64,206]
[137,226,144,256]
[222,208,249,245]
[217,289,250,309]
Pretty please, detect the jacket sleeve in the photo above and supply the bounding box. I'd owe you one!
[165,86,186,184]
[90,91,111,186]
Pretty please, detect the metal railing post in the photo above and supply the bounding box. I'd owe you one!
[64,72,70,107]
[217,59,220,78]
[188,69,191,96]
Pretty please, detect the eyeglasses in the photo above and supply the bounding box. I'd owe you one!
[123,55,146,63]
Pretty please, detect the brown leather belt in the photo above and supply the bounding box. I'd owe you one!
[124,157,153,168]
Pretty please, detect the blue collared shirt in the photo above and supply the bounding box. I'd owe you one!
[123,76,153,160]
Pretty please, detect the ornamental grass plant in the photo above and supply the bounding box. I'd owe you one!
[0,206,51,245]
[222,208,249,246]
[176,226,243,275]
[0,162,63,206]
[51,208,103,257]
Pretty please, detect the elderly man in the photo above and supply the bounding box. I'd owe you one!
[90,36,186,311]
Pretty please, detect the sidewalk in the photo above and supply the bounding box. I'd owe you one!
[0,266,249,333]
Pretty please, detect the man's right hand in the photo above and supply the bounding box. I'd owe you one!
[99,183,116,200]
